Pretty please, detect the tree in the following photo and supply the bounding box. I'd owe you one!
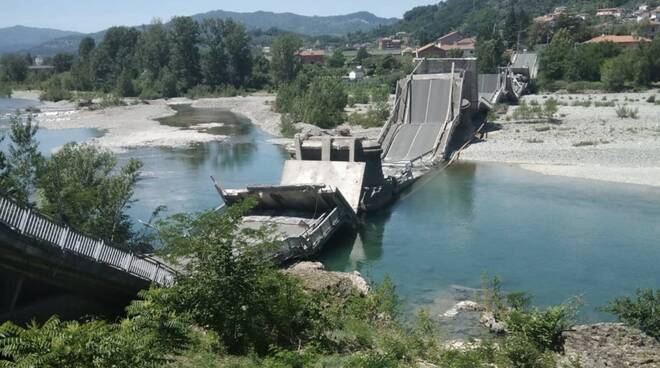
[37,143,142,243]
[146,201,322,355]
[168,16,201,92]
[222,20,253,88]
[601,58,626,92]
[0,54,29,82]
[540,28,574,81]
[326,49,346,68]
[90,27,140,91]
[248,54,271,90]
[52,52,75,73]
[355,46,370,64]
[136,20,170,81]
[270,34,302,85]
[78,36,96,60]
[200,19,229,88]
[301,76,348,129]
[4,114,42,205]
[476,35,505,73]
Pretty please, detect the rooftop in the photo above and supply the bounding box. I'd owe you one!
[585,34,652,44]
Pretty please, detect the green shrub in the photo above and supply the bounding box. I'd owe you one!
[502,334,556,368]
[602,289,660,341]
[40,75,72,102]
[615,105,638,119]
[505,301,579,352]
[0,316,174,367]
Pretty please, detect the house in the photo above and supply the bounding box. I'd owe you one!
[596,8,624,17]
[378,37,402,50]
[415,43,446,58]
[348,66,365,81]
[584,34,652,48]
[440,37,476,57]
[295,50,325,65]
[436,31,466,45]
[415,31,478,58]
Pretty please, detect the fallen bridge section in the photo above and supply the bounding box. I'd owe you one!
[379,58,477,174]
[217,160,362,263]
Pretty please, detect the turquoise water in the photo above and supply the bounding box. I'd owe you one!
[2,97,659,323]
[319,163,660,321]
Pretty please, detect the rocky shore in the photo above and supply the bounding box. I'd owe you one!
[460,91,660,187]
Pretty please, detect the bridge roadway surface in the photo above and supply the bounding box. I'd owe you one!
[384,78,452,163]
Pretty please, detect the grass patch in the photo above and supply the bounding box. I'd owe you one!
[525,138,544,143]
[615,105,639,119]
[534,126,551,132]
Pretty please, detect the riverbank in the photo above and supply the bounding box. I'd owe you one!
[11,91,283,151]
[460,91,660,187]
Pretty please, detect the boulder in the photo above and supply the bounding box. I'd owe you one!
[283,262,369,298]
[558,323,660,367]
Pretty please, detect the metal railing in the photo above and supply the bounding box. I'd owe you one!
[0,196,175,286]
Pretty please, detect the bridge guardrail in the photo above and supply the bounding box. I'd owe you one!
[0,196,175,286]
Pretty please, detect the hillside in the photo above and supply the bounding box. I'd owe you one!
[389,0,643,43]
[190,10,397,36]
[16,10,396,56]
[0,25,82,53]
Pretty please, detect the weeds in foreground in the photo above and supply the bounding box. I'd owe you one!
[615,105,639,119]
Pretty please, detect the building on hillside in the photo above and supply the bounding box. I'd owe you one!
[415,31,478,58]
[439,37,477,57]
[415,43,447,58]
[535,6,570,23]
[295,50,325,65]
[584,34,652,48]
[347,66,365,81]
[596,8,624,17]
[378,37,403,50]
[436,31,465,45]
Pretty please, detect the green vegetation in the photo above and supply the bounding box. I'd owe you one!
[512,98,558,120]
[602,289,660,341]
[540,31,660,92]
[38,143,142,243]
[0,115,143,244]
[0,17,260,101]
[615,105,639,119]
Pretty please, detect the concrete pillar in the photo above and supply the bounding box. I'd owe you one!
[349,138,357,162]
[322,137,332,161]
[294,134,302,160]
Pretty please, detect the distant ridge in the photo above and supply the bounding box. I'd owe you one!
[0,25,82,53]
[190,10,398,36]
[4,10,397,56]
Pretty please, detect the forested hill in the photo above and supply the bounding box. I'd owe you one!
[191,10,398,36]
[0,26,82,53]
[388,0,645,44]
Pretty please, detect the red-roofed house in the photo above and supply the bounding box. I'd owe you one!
[416,32,477,58]
[295,50,325,65]
[584,35,652,48]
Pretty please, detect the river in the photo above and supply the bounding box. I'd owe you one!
[2,98,659,325]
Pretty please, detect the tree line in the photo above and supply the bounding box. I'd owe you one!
[0,17,270,100]
[540,29,660,91]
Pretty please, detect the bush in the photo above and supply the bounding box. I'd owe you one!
[40,75,72,102]
[615,105,639,119]
[347,102,389,128]
[0,316,174,367]
[602,289,660,341]
[646,95,656,103]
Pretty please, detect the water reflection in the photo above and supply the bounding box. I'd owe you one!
[322,162,660,324]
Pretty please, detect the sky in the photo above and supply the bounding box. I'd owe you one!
[1,0,435,33]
